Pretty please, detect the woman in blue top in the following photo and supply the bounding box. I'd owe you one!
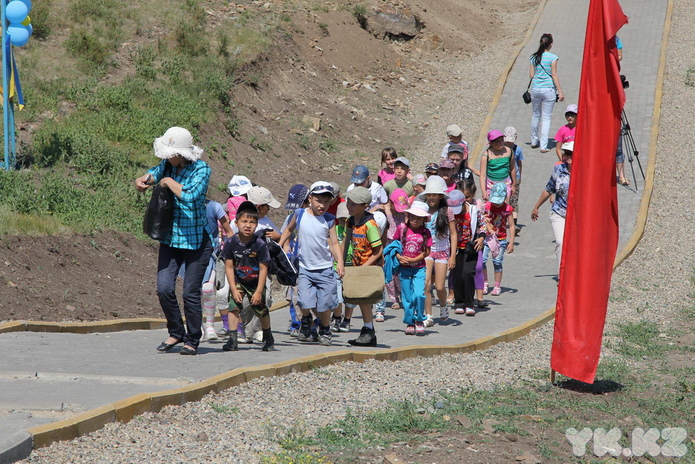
[135,127,213,356]
[529,33,565,153]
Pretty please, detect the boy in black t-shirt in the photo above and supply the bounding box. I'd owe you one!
[221,201,274,351]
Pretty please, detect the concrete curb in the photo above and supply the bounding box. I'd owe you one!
[27,307,556,450]
[0,431,31,464]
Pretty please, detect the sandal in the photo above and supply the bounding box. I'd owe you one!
[619,178,630,186]
[390,302,400,310]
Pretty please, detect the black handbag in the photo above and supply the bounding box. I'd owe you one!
[143,184,174,241]
[522,78,532,104]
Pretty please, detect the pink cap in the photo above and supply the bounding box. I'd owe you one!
[487,130,505,142]
[390,188,410,213]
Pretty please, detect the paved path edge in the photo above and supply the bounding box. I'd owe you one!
[2,0,673,460]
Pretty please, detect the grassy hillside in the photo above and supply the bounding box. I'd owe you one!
[1,0,287,235]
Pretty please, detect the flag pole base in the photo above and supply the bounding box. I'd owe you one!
[550,369,556,384]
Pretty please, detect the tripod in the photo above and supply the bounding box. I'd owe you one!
[619,109,645,190]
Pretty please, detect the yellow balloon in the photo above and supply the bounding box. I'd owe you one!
[21,15,31,26]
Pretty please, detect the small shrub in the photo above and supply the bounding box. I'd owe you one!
[65,29,113,69]
[134,46,158,80]
[30,0,53,40]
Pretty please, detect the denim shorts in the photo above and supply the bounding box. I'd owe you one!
[297,267,338,313]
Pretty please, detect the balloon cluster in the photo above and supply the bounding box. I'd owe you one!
[5,0,32,47]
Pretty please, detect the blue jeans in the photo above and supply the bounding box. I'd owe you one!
[530,87,557,150]
[482,239,509,273]
[157,235,212,348]
[400,267,426,325]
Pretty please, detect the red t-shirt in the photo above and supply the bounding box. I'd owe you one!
[327,196,346,216]
[484,202,513,240]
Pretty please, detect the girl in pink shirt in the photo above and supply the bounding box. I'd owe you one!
[377,147,398,185]
[395,201,432,335]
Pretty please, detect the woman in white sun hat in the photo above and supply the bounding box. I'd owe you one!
[134,127,213,356]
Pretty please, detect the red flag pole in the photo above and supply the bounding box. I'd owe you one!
[550,0,628,384]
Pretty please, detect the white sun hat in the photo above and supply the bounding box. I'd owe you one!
[405,200,431,217]
[228,175,253,196]
[153,127,203,161]
[417,175,449,200]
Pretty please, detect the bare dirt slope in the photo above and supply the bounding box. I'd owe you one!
[0,0,538,322]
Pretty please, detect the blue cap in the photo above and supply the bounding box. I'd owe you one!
[285,184,309,210]
[489,182,508,204]
[350,165,370,184]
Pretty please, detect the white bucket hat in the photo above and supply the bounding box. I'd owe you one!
[405,200,430,217]
[228,175,253,196]
[153,127,203,161]
[417,175,449,200]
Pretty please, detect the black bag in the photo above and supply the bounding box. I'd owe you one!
[522,78,532,104]
[264,237,298,286]
[143,185,174,241]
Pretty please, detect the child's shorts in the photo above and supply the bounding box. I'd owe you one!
[228,281,269,318]
[297,267,338,313]
[425,249,449,264]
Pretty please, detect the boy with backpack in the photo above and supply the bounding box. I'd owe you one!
[278,182,344,346]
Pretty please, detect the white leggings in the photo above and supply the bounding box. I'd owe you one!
[549,211,566,272]
[202,270,231,328]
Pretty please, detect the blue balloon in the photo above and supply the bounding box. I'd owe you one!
[26,24,33,36]
[6,1,28,23]
[19,0,32,12]
[8,25,30,47]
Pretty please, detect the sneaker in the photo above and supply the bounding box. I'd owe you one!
[466,307,476,316]
[222,333,238,351]
[476,299,489,309]
[237,332,252,344]
[299,315,312,340]
[253,331,264,343]
[339,320,351,332]
[491,287,502,296]
[262,334,275,352]
[454,307,465,314]
[348,327,377,346]
[205,327,218,341]
[423,315,435,327]
[415,322,425,335]
[216,328,230,338]
[483,282,489,295]
[375,311,385,322]
[405,325,415,335]
[318,331,332,346]
[330,317,342,333]
[439,306,449,321]
[289,327,301,338]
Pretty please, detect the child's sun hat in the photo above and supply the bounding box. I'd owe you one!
[390,188,410,213]
[418,175,449,200]
[248,186,281,208]
[405,200,430,217]
[228,175,253,197]
[447,190,465,215]
[489,182,508,204]
[487,130,505,142]
[285,184,309,210]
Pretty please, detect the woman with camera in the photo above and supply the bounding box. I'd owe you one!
[529,33,565,153]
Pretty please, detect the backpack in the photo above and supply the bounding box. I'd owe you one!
[263,237,298,286]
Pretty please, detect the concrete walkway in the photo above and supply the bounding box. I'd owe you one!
[0,0,667,462]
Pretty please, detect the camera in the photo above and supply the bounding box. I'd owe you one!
[620,74,629,89]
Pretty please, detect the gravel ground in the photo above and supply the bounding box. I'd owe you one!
[22,1,694,463]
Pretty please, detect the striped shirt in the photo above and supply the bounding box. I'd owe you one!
[530,52,558,88]
[148,159,211,250]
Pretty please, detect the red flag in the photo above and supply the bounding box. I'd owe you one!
[550,0,628,383]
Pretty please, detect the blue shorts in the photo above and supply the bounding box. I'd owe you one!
[297,267,338,313]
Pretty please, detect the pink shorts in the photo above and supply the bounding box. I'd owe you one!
[425,249,450,264]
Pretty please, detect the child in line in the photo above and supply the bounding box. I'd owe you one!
[382,188,409,316]
[377,147,398,185]
[280,184,310,337]
[440,124,470,160]
[330,202,355,333]
[347,165,388,212]
[424,163,439,179]
[453,184,486,316]
[279,182,344,346]
[226,175,253,222]
[482,182,516,296]
[554,104,577,162]
[503,127,524,223]
[395,201,431,335]
[412,175,427,196]
[420,176,456,325]
[221,201,274,351]
[344,186,383,347]
[383,157,414,197]
[437,159,457,193]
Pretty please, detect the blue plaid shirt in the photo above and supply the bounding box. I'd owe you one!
[545,162,571,218]
[148,159,212,250]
